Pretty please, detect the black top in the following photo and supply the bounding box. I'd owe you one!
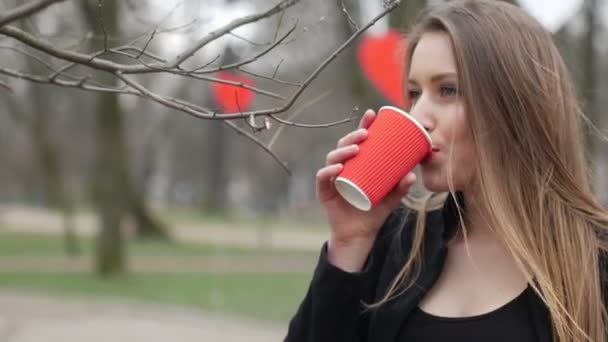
[399,286,538,341]
[284,192,607,342]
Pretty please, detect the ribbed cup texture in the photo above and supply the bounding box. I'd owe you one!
[338,108,431,208]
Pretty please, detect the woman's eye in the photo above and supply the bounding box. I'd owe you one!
[408,90,421,99]
[440,85,458,97]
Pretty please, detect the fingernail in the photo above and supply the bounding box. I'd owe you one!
[406,173,416,183]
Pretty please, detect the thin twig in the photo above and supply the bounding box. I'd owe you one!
[0,45,94,83]
[224,120,291,175]
[97,0,108,51]
[169,0,299,68]
[118,46,166,63]
[238,67,299,87]
[188,54,221,72]
[228,32,267,46]
[193,23,296,74]
[104,52,285,100]
[272,58,284,79]
[0,79,13,93]
[268,89,334,149]
[136,29,156,59]
[114,71,213,119]
[272,10,286,43]
[340,0,359,31]
[269,113,353,128]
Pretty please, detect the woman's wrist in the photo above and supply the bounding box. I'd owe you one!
[327,235,376,273]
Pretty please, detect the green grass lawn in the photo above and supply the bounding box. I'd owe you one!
[0,231,318,323]
[0,271,311,322]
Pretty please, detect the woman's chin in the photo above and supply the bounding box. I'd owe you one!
[421,176,444,192]
[421,173,459,193]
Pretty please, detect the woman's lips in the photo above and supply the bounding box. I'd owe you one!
[422,146,440,163]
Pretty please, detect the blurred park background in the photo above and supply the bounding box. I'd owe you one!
[0,0,606,341]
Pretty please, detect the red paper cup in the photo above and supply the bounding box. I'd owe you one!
[334,106,432,211]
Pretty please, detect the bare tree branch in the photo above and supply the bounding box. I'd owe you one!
[0,0,301,74]
[0,66,138,95]
[0,0,404,174]
[91,0,402,123]
[0,0,65,28]
[0,79,13,93]
[170,0,299,68]
[1,0,400,121]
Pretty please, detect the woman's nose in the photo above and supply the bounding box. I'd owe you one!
[409,102,434,134]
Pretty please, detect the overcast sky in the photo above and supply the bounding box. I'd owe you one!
[518,0,584,32]
[361,0,590,34]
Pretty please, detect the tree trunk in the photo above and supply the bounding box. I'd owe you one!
[581,0,607,203]
[82,0,126,275]
[93,90,127,275]
[80,0,170,275]
[201,46,243,217]
[201,121,230,216]
[127,181,170,239]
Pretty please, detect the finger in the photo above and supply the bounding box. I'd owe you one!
[316,164,344,201]
[326,145,359,165]
[337,128,368,148]
[382,172,417,208]
[396,172,417,193]
[359,109,376,129]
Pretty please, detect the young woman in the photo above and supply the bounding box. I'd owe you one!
[285,1,608,341]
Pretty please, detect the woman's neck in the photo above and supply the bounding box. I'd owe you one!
[453,188,498,242]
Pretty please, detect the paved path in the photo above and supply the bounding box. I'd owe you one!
[0,292,287,342]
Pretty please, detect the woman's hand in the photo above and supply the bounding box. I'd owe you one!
[316,109,417,272]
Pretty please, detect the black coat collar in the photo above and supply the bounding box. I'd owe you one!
[366,192,552,342]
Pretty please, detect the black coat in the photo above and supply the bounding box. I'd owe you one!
[284,193,554,342]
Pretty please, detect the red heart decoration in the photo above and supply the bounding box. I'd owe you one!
[212,71,255,113]
[357,29,408,108]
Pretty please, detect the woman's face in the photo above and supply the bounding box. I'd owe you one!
[407,31,476,192]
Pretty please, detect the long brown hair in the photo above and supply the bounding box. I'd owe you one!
[373,1,608,341]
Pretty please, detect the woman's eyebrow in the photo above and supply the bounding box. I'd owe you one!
[408,72,457,84]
